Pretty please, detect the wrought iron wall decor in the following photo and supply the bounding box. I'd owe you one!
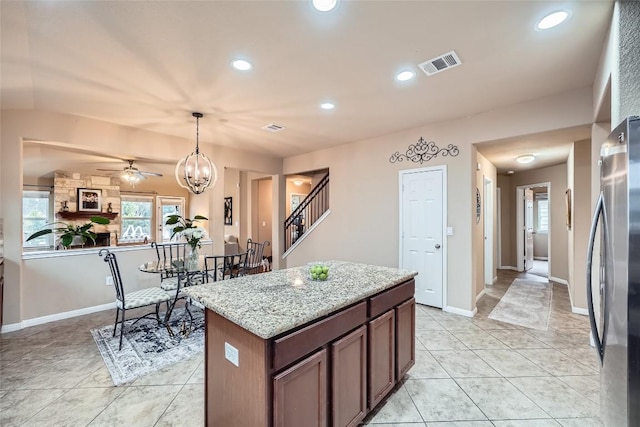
[389,137,459,164]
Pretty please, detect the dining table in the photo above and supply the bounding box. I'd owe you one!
[139,257,208,337]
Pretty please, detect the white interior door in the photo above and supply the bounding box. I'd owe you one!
[400,168,445,308]
[524,189,534,271]
[484,177,493,285]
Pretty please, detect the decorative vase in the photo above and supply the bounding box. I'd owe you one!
[106,202,113,213]
[61,201,69,212]
[185,245,199,271]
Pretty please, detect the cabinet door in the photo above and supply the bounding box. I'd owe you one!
[368,309,395,409]
[396,298,415,379]
[332,325,367,427]
[273,348,327,427]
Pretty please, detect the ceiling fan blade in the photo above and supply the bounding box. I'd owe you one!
[96,168,123,172]
[139,171,163,177]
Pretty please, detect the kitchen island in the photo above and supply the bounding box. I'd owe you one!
[184,261,417,427]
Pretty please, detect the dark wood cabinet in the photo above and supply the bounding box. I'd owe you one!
[368,309,395,409]
[395,297,416,379]
[331,325,367,427]
[273,348,327,427]
[204,277,415,427]
[0,260,3,329]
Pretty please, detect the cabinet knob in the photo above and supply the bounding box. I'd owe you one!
[435,244,441,249]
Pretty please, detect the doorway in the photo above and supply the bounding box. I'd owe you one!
[399,166,447,308]
[516,182,550,277]
[484,177,494,285]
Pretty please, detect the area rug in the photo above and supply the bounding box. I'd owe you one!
[488,278,552,330]
[91,308,204,386]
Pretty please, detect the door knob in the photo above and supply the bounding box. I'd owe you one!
[435,244,441,249]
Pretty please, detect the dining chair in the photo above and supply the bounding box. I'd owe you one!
[151,241,187,292]
[99,249,172,350]
[245,239,270,274]
[204,251,251,282]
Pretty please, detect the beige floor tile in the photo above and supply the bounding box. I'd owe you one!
[456,377,549,420]
[0,388,66,426]
[186,360,205,384]
[155,384,204,426]
[431,350,500,378]
[18,357,102,389]
[488,330,551,349]
[492,420,561,426]
[404,350,450,379]
[508,377,599,418]
[426,422,493,427]
[88,385,182,426]
[132,354,201,386]
[366,384,423,424]
[556,375,600,403]
[473,349,550,377]
[404,379,486,422]
[25,387,126,427]
[516,349,597,376]
[416,330,468,351]
[556,418,603,427]
[450,329,508,350]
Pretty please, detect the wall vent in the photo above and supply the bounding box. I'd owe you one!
[418,50,462,76]
[262,123,286,132]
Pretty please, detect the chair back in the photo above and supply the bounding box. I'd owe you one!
[246,239,270,274]
[204,251,251,282]
[99,249,126,305]
[151,241,187,279]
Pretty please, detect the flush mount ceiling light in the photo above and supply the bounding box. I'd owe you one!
[232,59,252,71]
[320,102,335,110]
[536,10,570,30]
[395,70,416,82]
[516,154,535,164]
[175,112,218,195]
[312,0,337,12]
[293,179,304,186]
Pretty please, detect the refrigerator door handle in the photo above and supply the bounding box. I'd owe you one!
[586,192,604,362]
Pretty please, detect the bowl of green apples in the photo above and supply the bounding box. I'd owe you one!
[309,263,330,281]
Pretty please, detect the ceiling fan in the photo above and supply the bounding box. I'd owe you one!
[97,160,163,185]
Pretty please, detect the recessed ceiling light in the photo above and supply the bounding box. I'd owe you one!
[507,170,515,175]
[516,154,535,164]
[232,59,252,71]
[536,10,570,30]
[396,70,416,82]
[320,102,335,110]
[312,0,337,12]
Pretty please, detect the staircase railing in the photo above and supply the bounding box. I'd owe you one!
[284,173,330,252]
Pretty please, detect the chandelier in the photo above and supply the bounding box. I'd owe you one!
[175,112,217,194]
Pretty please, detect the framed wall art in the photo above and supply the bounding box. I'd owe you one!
[224,197,233,225]
[77,188,102,212]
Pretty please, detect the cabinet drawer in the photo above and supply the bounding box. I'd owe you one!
[273,301,367,371]
[369,279,414,319]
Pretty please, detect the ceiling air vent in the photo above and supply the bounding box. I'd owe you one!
[418,50,462,76]
[262,123,286,132]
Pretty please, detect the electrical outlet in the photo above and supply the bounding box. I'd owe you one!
[105,276,114,286]
[225,342,239,367]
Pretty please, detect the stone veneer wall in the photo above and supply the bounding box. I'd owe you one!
[53,171,121,246]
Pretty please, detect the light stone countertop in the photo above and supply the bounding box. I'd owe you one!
[183,260,417,339]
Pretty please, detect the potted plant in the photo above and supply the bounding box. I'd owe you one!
[26,216,111,249]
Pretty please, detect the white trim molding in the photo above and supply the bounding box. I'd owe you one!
[572,307,589,316]
[499,266,519,271]
[476,289,486,302]
[1,302,115,333]
[549,276,569,285]
[444,305,477,318]
[282,209,332,259]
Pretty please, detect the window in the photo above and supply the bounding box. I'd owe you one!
[157,196,185,242]
[23,190,52,248]
[536,197,549,233]
[120,196,153,243]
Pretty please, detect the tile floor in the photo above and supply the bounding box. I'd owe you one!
[0,269,601,426]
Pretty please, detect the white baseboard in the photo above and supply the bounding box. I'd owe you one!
[476,289,486,302]
[499,266,519,271]
[1,302,115,334]
[572,307,589,316]
[549,276,568,285]
[444,305,477,318]
[493,276,498,284]
[534,257,548,261]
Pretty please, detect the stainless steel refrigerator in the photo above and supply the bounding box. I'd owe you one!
[587,115,640,426]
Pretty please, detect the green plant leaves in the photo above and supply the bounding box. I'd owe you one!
[25,229,53,241]
[91,216,110,225]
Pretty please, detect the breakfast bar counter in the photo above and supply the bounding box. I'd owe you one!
[184,261,417,427]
